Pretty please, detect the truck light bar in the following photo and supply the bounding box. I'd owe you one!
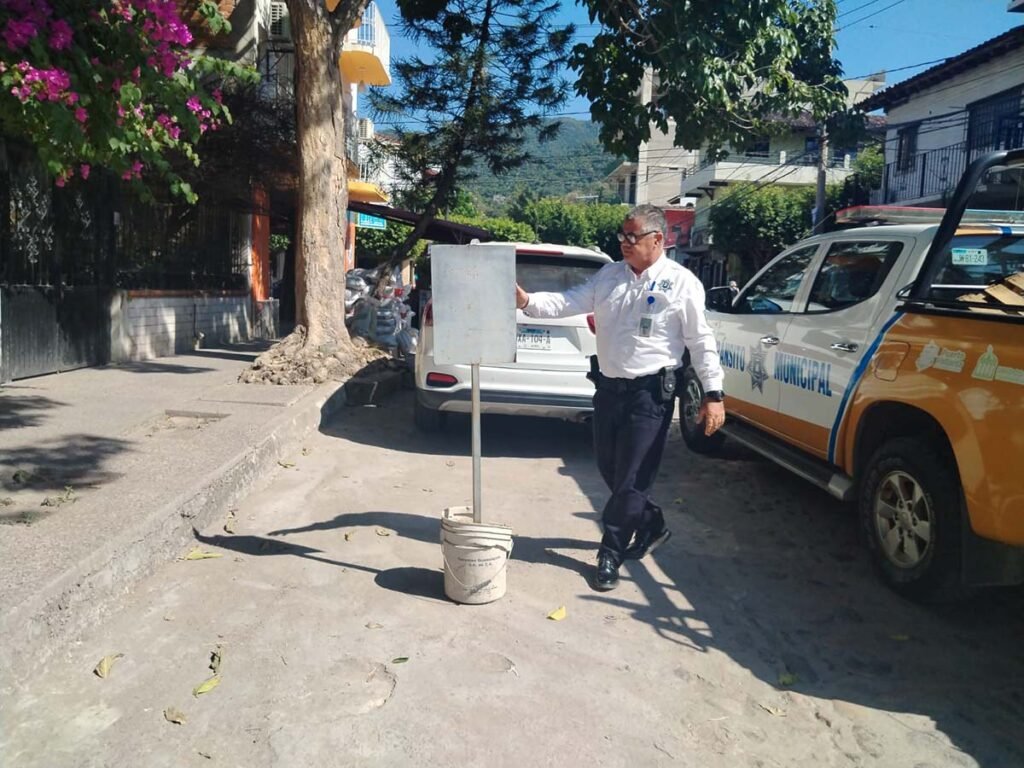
[836,205,1024,227]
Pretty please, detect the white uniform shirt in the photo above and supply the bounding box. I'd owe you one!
[523,255,725,391]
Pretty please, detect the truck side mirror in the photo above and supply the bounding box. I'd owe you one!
[706,286,734,312]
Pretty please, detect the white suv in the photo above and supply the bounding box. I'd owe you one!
[414,242,613,431]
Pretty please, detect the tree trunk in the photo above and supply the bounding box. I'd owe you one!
[289,0,356,353]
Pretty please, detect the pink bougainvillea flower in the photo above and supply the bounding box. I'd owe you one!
[3,19,39,51]
[48,19,73,51]
[80,164,91,179]
[185,95,202,113]
[75,107,88,123]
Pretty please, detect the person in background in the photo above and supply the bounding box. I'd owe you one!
[515,204,726,590]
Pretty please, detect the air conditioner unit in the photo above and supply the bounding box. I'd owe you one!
[357,118,374,141]
[269,1,290,40]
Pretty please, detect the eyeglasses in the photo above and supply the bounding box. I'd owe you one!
[616,229,660,245]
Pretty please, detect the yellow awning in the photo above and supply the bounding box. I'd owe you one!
[339,50,391,87]
[348,180,388,204]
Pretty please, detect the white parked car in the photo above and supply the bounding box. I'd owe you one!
[414,242,613,431]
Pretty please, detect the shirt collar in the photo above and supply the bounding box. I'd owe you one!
[625,254,669,285]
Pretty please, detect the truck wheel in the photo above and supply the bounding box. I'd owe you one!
[859,436,965,602]
[414,397,445,433]
[680,366,725,455]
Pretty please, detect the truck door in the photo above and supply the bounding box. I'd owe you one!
[775,238,908,460]
[715,244,821,432]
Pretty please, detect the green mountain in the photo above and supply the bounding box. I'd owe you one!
[460,118,623,213]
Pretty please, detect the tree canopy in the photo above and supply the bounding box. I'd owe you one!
[571,0,847,157]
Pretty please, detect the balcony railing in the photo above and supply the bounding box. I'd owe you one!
[878,141,968,204]
[341,2,390,85]
[698,150,849,170]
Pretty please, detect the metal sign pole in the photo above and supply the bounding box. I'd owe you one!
[471,363,482,523]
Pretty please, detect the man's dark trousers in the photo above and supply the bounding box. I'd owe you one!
[592,379,674,562]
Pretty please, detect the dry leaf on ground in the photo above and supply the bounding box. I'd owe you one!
[277,461,296,469]
[365,622,384,629]
[183,547,222,561]
[344,532,354,541]
[192,675,221,697]
[547,606,567,621]
[375,528,392,537]
[93,653,124,679]
[163,708,187,725]
[757,703,786,716]
[391,657,409,664]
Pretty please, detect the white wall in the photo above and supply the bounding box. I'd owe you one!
[110,294,252,362]
[881,47,1024,164]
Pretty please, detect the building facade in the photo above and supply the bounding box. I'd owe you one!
[862,22,1024,208]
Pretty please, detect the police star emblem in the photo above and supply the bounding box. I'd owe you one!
[658,278,673,291]
[748,345,769,393]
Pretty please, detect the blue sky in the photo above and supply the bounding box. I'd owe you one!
[374,0,1023,121]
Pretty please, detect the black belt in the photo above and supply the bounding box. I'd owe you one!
[597,373,661,394]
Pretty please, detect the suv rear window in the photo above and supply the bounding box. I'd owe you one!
[927,233,1024,310]
[515,254,602,293]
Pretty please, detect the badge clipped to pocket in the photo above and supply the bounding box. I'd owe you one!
[637,293,657,338]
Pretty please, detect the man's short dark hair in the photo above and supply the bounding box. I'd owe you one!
[625,204,667,237]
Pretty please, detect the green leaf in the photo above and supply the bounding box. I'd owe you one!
[391,657,409,664]
[192,675,221,696]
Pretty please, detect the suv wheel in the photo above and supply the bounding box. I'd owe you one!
[859,436,966,602]
[679,366,725,455]
[414,397,445,433]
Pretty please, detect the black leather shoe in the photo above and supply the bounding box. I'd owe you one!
[594,553,620,591]
[624,526,671,560]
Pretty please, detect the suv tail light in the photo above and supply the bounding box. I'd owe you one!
[586,313,596,334]
[426,372,458,387]
[423,300,433,326]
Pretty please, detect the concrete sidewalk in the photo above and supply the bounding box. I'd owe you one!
[0,345,346,686]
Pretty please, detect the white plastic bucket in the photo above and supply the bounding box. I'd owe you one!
[440,506,513,605]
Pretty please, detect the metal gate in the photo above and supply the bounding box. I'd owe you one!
[0,286,112,382]
[0,141,114,383]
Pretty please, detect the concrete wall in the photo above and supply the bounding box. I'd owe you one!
[110,293,252,362]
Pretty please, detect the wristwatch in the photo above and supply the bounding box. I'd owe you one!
[703,390,725,402]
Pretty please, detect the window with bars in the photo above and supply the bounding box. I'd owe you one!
[968,87,1023,156]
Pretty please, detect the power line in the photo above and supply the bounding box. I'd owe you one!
[838,0,889,19]
[845,56,950,80]
[838,0,910,31]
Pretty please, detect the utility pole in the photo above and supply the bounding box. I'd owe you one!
[814,128,828,234]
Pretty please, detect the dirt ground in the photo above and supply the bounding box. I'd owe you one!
[3,390,1023,768]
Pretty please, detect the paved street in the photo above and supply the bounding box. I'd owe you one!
[3,390,1023,768]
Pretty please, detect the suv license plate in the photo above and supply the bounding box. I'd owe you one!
[517,328,551,351]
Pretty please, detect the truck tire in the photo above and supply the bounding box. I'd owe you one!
[414,397,445,433]
[859,436,966,602]
[679,366,725,455]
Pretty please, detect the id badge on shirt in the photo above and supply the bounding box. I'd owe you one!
[637,315,654,337]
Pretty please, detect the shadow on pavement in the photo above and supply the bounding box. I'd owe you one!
[0,390,67,430]
[578,450,1024,766]
[267,509,595,578]
[0,433,131,493]
[323,389,1024,766]
[105,361,216,375]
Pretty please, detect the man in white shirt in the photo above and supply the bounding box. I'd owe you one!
[515,204,726,590]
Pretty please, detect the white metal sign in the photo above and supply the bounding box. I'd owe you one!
[430,244,517,365]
